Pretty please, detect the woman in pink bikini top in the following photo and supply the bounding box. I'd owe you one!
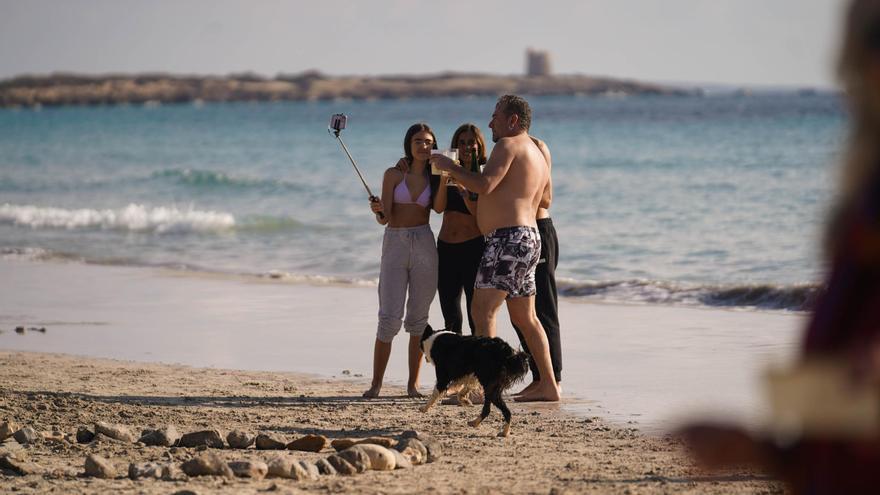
[363,123,441,400]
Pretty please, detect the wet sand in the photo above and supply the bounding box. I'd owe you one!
[0,259,803,432]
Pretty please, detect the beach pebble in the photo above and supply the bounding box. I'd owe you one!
[400,429,424,440]
[0,453,43,475]
[42,431,66,444]
[267,456,305,480]
[315,458,337,475]
[0,438,23,456]
[358,436,398,448]
[337,446,371,472]
[228,460,268,479]
[401,430,440,460]
[157,463,184,481]
[181,452,234,478]
[422,438,442,463]
[255,433,287,450]
[179,429,224,449]
[13,426,40,445]
[76,426,95,443]
[287,433,328,452]
[89,432,127,445]
[266,455,307,480]
[0,421,18,441]
[401,446,424,465]
[226,429,254,449]
[331,438,357,451]
[139,425,180,447]
[128,461,163,480]
[325,454,357,476]
[355,444,396,470]
[84,454,117,478]
[94,421,135,443]
[298,460,320,480]
[396,438,427,464]
[390,448,412,469]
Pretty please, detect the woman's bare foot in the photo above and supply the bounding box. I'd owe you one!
[407,386,423,398]
[362,385,381,398]
[514,380,540,396]
[514,383,561,402]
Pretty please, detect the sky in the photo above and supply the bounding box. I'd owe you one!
[0,0,845,88]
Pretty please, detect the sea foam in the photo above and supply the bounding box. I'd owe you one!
[0,203,235,234]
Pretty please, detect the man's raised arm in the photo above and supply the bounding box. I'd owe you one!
[431,138,515,195]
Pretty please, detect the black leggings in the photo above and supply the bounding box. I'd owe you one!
[513,218,562,382]
[437,236,485,334]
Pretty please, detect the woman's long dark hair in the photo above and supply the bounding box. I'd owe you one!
[402,122,438,205]
[403,123,438,164]
[450,123,488,168]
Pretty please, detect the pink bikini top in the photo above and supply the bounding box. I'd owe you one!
[393,173,431,207]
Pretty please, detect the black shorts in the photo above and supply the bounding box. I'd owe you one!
[475,226,541,298]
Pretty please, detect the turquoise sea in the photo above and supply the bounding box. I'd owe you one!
[0,93,845,311]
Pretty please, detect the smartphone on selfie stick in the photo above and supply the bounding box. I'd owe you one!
[328,114,384,219]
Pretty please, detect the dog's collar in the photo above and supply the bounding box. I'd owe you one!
[422,331,455,364]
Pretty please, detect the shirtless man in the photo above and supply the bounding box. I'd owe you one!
[431,95,561,402]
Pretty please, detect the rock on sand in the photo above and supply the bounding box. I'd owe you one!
[94,421,135,443]
[181,453,234,478]
[84,454,117,478]
[228,459,268,479]
[178,429,224,449]
[286,433,328,452]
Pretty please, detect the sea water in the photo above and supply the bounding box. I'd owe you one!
[0,93,845,311]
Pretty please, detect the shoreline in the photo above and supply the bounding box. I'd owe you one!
[0,350,781,493]
[0,257,803,434]
[0,246,817,313]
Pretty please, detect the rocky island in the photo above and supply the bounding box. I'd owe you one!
[0,71,696,108]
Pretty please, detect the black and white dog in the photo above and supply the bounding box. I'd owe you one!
[419,325,529,437]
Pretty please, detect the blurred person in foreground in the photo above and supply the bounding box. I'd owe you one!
[678,1,880,492]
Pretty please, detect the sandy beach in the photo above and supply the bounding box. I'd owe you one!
[0,258,801,492]
[0,351,784,494]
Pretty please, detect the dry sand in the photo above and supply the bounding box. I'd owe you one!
[0,351,782,494]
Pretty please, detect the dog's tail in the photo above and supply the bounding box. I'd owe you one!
[500,351,530,391]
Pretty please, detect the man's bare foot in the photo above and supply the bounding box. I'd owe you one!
[407,386,423,398]
[362,385,381,398]
[513,383,560,402]
[514,380,540,396]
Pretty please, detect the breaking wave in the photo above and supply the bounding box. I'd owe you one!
[150,168,304,192]
[558,278,820,312]
[0,203,235,234]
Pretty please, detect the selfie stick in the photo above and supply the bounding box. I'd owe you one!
[329,123,384,219]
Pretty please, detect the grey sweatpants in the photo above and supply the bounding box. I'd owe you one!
[377,224,438,343]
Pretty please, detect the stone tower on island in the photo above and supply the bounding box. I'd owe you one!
[526,49,552,77]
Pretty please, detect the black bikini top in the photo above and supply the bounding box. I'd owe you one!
[430,175,472,215]
[444,184,471,215]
